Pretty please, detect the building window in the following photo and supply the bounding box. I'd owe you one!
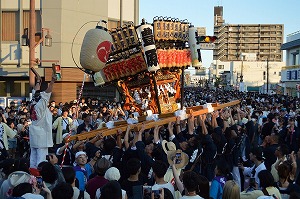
[274,72,276,75]
[2,10,41,41]
[218,65,224,69]
[279,72,281,76]
[263,71,266,80]
[292,51,299,65]
[2,11,19,41]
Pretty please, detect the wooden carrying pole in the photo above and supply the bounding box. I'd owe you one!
[68,100,240,142]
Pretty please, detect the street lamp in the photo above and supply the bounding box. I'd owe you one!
[21,28,29,46]
[33,28,53,48]
[44,30,52,47]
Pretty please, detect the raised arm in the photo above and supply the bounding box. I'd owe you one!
[199,114,208,135]
[31,67,42,91]
[45,74,57,93]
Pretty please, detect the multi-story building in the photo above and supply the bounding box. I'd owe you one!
[0,0,138,104]
[213,6,283,63]
[281,30,300,96]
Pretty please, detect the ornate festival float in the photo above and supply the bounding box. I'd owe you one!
[70,17,240,141]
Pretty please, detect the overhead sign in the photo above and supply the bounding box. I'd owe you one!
[199,43,215,50]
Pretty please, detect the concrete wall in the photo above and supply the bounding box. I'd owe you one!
[108,0,135,22]
[42,0,110,67]
[231,61,284,88]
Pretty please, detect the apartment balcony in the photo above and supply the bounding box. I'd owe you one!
[260,40,271,43]
[260,34,272,37]
[259,46,272,49]
[282,65,300,70]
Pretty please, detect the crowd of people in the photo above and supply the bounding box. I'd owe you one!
[1,84,300,199]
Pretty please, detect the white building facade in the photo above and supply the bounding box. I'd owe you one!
[209,59,285,93]
[281,31,300,97]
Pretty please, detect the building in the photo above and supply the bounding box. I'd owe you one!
[208,58,284,93]
[213,6,283,63]
[0,0,138,104]
[281,30,300,97]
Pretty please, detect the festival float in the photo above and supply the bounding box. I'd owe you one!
[68,17,240,141]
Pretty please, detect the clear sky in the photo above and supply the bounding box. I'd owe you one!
[139,0,300,67]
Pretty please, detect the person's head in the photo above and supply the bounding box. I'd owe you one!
[250,147,264,162]
[75,151,88,166]
[39,162,58,184]
[82,113,90,123]
[103,138,117,153]
[258,170,275,189]
[145,142,155,155]
[100,180,122,199]
[126,158,141,176]
[62,167,76,184]
[182,171,201,194]
[0,158,30,176]
[104,167,120,181]
[50,100,56,107]
[94,157,111,176]
[51,182,74,199]
[215,159,230,177]
[275,144,289,158]
[62,107,69,117]
[269,134,279,144]
[7,120,15,129]
[91,112,98,120]
[222,180,240,199]
[152,160,168,179]
[277,161,292,181]
[12,182,32,197]
[288,117,295,126]
[33,90,42,102]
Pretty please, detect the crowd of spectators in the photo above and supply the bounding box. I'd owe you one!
[0,89,300,199]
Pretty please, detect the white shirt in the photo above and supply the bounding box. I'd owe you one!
[22,193,44,199]
[152,182,175,198]
[29,90,53,148]
[73,187,91,199]
[243,162,266,187]
[180,195,204,199]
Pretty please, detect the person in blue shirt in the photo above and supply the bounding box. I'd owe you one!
[210,160,232,199]
[74,151,99,191]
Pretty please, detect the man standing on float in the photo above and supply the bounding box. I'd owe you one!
[29,68,56,168]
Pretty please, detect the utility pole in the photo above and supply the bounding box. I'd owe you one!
[29,0,36,88]
[240,56,244,83]
[267,57,269,94]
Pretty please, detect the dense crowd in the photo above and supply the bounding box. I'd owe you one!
[1,88,300,199]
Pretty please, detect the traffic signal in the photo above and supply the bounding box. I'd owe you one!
[54,65,61,80]
[196,36,217,44]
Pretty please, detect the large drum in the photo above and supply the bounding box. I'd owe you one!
[80,21,113,72]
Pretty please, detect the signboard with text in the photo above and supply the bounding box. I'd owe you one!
[199,43,215,50]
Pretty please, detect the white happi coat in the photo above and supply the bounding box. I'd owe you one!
[29,90,53,148]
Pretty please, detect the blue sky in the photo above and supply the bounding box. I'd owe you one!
[139,0,300,67]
